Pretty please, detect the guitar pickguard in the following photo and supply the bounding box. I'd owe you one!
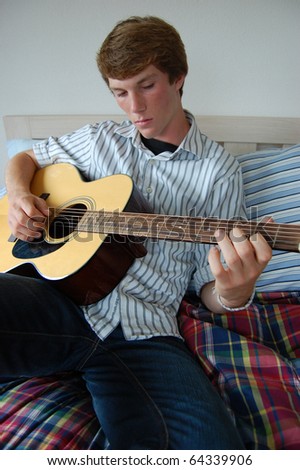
[12,238,64,260]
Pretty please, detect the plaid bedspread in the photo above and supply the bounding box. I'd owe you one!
[0,373,100,450]
[1,293,299,450]
[179,291,300,450]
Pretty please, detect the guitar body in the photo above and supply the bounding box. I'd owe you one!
[0,164,148,305]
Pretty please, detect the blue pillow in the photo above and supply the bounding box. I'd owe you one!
[237,144,300,291]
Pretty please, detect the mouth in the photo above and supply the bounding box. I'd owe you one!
[134,118,152,126]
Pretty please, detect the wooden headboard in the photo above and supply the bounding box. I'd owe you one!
[3,114,300,155]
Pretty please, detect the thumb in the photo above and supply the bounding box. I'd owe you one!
[208,245,223,276]
[35,196,50,217]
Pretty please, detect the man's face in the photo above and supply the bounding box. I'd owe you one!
[108,65,186,144]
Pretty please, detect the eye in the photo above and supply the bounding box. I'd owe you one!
[142,83,154,90]
[111,89,127,98]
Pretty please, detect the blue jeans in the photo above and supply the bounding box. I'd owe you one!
[0,273,244,450]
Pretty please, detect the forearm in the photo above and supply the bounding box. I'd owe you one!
[5,151,49,241]
[6,151,39,197]
[200,281,227,313]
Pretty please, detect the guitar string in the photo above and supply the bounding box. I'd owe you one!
[47,208,300,245]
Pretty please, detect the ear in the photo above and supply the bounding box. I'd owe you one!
[174,74,186,91]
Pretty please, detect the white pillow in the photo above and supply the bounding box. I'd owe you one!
[237,144,300,292]
[6,139,42,159]
[1,139,43,196]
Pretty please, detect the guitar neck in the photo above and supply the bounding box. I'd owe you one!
[76,211,300,253]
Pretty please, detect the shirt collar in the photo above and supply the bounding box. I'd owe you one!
[114,110,204,160]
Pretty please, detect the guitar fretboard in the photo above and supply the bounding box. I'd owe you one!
[62,209,300,252]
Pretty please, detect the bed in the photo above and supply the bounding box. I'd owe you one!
[1,114,300,450]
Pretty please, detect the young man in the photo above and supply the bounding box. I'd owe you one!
[1,16,271,449]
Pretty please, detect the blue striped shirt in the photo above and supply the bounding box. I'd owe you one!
[34,111,246,340]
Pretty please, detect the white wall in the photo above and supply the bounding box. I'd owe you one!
[1,0,300,186]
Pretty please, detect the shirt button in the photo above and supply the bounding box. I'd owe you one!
[146,187,153,193]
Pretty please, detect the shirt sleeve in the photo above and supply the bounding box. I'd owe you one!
[33,124,99,179]
[192,163,247,293]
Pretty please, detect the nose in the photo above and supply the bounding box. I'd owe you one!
[130,92,146,114]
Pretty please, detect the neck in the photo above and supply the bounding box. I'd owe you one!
[75,210,300,253]
[166,110,190,145]
[146,108,190,146]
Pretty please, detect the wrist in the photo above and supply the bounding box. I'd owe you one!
[216,289,256,312]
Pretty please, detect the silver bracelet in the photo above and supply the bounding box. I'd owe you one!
[216,289,256,312]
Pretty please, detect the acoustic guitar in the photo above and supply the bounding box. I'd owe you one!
[0,163,299,305]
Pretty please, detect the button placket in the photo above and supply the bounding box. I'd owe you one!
[141,158,156,198]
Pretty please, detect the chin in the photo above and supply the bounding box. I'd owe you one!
[140,130,156,139]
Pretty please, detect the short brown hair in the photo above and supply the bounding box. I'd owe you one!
[97,16,188,93]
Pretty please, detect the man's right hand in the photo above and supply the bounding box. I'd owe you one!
[8,191,50,241]
[5,150,49,241]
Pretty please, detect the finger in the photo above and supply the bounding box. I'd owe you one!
[13,231,36,242]
[22,199,49,233]
[228,227,272,285]
[208,245,225,277]
[16,221,43,239]
[26,216,46,234]
[261,215,274,223]
[10,221,41,241]
[229,227,255,260]
[35,197,50,217]
[208,244,251,303]
[249,231,272,266]
[22,199,48,220]
[214,228,243,271]
[9,210,44,239]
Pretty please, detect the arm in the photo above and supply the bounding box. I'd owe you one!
[193,146,272,313]
[200,227,272,313]
[5,150,49,241]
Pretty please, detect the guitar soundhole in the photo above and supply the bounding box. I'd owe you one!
[49,203,87,240]
[12,203,87,260]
